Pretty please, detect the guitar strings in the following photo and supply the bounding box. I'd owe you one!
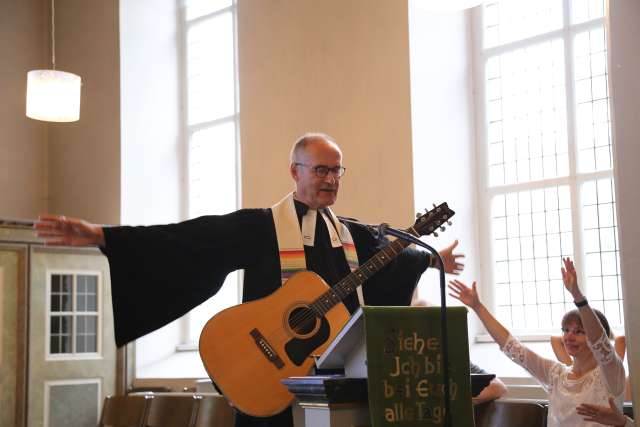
[271,221,439,336]
[281,210,443,332]
[266,239,407,341]
[257,212,447,353]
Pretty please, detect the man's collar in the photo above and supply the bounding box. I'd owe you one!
[293,199,330,219]
[293,198,310,217]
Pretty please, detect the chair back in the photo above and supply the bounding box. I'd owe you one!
[474,399,547,427]
[144,395,199,427]
[193,395,235,427]
[98,395,151,427]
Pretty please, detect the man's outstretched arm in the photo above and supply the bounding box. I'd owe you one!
[35,214,105,247]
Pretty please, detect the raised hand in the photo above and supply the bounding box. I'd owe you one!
[438,239,465,275]
[34,214,105,247]
[448,280,481,310]
[561,257,583,300]
[449,279,511,347]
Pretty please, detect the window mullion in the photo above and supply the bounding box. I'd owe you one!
[483,28,565,59]
[180,1,240,346]
[482,19,604,61]
[232,3,242,218]
[473,6,496,317]
[575,169,614,183]
[488,176,574,197]
[187,114,237,134]
[563,0,587,299]
[71,275,76,354]
[185,4,234,27]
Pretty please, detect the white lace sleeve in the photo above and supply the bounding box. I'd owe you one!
[588,332,626,395]
[501,335,561,388]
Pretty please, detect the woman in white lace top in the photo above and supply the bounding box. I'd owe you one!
[448,258,626,427]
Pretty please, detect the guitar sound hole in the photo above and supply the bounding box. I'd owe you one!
[288,307,319,336]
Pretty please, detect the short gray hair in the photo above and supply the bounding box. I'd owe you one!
[290,132,339,163]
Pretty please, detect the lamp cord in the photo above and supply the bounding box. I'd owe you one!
[51,0,56,69]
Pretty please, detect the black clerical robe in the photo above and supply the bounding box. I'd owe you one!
[100,203,429,427]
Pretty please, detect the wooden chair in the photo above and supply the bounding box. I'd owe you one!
[98,395,151,427]
[193,394,235,427]
[144,395,199,427]
[474,399,548,427]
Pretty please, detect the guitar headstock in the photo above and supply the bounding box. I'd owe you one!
[412,203,455,238]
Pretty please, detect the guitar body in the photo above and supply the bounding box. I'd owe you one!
[198,202,455,418]
[199,271,351,417]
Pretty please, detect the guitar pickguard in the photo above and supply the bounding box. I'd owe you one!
[284,316,330,366]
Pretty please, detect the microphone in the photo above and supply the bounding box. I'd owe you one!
[376,223,427,247]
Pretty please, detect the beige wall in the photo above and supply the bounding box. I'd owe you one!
[47,0,120,224]
[0,0,120,225]
[238,0,415,225]
[0,0,47,219]
[609,0,640,415]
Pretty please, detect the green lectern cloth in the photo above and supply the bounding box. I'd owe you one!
[364,306,474,427]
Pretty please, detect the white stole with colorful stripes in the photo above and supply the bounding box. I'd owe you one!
[271,192,363,305]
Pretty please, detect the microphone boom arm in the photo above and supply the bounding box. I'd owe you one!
[377,223,453,427]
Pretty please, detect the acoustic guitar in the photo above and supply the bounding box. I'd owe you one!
[199,203,454,417]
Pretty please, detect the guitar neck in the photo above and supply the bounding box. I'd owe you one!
[310,233,414,316]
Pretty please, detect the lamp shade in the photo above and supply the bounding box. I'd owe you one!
[26,69,81,122]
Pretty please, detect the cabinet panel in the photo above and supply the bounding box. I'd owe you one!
[0,244,28,427]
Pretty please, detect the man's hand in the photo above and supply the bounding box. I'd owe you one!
[34,214,105,247]
[437,239,465,275]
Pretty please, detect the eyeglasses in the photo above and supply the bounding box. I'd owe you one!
[294,163,346,178]
[561,327,586,336]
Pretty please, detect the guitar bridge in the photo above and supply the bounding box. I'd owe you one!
[250,328,285,369]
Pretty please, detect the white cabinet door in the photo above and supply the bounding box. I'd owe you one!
[29,247,116,427]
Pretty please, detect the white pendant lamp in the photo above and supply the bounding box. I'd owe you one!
[26,0,81,122]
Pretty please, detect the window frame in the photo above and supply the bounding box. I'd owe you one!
[177,0,242,347]
[472,1,621,339]
[45,270,102,361]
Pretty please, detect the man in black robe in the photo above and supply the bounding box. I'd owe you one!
[36,132,464,427]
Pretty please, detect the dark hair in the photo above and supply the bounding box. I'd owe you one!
[561,308,612,339]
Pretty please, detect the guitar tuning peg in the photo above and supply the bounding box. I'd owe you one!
[440,226,446,232]
[447,221,452,226]
[432,203,437,209]
[433,231,439,237]
[416,212,422,219]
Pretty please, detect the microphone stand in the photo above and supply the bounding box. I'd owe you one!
[377,224,453,427]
